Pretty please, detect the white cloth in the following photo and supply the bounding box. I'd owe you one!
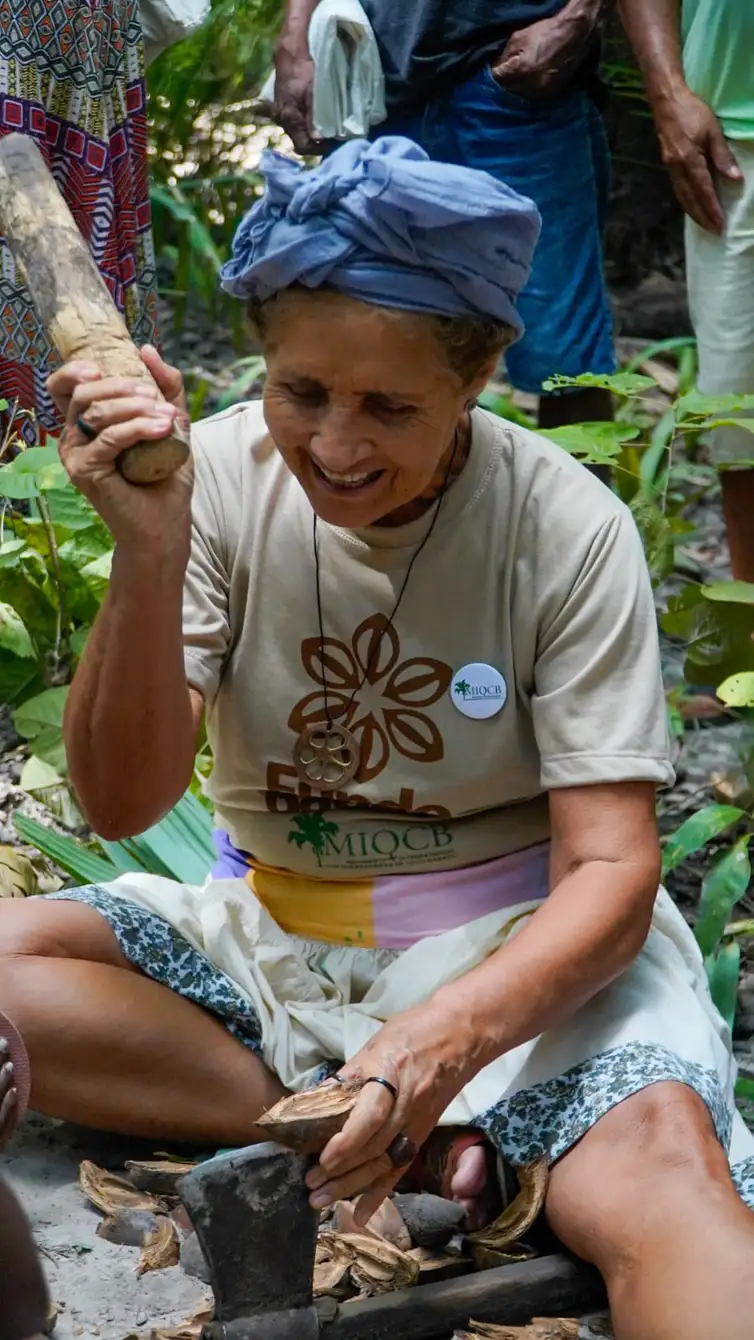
[140,0,210,64]
[90,870,754,1176]
[686,140,754,466]
[259,0,386,141]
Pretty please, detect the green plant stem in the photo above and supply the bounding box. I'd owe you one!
[36,494,66,673]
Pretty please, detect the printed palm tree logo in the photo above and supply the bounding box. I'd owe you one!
[289,614,452,783]
[288,813,340,866]
[453,678,471,700]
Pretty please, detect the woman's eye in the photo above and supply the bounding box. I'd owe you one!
[282,384,326,405]
[368,400,414,418]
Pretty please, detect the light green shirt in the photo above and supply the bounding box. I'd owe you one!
[682,0,754,141]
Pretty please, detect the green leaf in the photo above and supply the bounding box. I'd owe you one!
[701,581,754,605]
[537,421,640,464]
[0,603,35,659]
[695,838,752,958]
[13,686,68,741]
[0,654,41,705]
[128,789,215,883]
[12,814,118,885]
[736,1076,754,1103]
[717,672,754,708]
[42,487,98,531]
[705,940,741,1032]
[677,388,754,421]
[542,372,656,396]
[0,446,67,499]
[0,538,28,568]
[661,805,744,876]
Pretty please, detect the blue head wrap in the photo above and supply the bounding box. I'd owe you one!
[221,136,541,337]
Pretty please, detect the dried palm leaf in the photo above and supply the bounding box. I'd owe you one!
[257,1080,364,1154]
[137,1217,180,1275]
[150,1301,214,1340]
[0,847,40,899]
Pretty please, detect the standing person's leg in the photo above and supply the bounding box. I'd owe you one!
[0,1012,49,1340]
[399,73,616,437]
[686,142,754,582]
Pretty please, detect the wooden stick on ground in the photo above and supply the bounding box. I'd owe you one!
[0,133,190,485]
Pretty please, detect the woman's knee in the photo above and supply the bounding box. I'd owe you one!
[545,1082,731,1268]
[0,898,128,968]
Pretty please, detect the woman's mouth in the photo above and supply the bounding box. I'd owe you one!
[310,459,385,493]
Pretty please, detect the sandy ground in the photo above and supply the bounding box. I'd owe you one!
[2,1115,211,1340]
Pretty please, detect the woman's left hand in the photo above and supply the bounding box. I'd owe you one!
[305,999,472,1224]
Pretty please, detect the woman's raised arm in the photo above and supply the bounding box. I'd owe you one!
[49,348,204,838]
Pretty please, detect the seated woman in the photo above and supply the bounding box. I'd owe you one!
[1,137,753,1339]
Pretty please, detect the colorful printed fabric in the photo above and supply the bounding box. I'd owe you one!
[212,827,551,949]
[0,0,159,442]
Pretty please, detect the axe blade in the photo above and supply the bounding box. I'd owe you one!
[178,1142,319,1324]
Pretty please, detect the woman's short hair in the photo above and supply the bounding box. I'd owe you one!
[247,288,515,386]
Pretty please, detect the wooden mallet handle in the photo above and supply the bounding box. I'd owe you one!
[0,133,190,485]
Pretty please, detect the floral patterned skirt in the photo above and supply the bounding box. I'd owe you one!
[48,875,754,1207]
[0,0,158,442]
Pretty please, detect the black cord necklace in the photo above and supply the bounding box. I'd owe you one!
[292,430,461,792]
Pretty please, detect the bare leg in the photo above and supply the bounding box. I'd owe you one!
[0,1175,49,1340]
[546,1082,754,1340]
[538,386,614,485]
[0,899,286,1143]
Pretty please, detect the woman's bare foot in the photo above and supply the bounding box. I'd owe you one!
[403,1128,502,1231]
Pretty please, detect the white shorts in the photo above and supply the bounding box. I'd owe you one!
[686,140,754,466]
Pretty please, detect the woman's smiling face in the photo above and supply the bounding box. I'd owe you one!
[262,289,488,528]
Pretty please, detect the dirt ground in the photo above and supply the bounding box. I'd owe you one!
[3,1116,211,1339]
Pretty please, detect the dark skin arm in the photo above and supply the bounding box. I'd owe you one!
[274,0,322,154]
[0,1176,48,1340]
[491,0,614,101]
[619,0,741,234]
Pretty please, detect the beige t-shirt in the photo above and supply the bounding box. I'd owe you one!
[185,402,674,878]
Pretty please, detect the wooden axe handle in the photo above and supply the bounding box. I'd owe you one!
[0,133,190,485]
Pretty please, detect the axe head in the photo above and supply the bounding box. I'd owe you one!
[178,1142,319,1327]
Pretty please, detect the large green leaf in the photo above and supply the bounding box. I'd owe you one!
[0,538,29,568]
[537,421,639,465]
[661,805,744,876]
[12,814,118,886]
[41,487,99,531]
[677,388,754,420]
[131,789,215,884]
[695,837,752,959]
[718,672,754,708]
[0,447,67,499]
[542,372,656,396]
[0,603,35,659]
[0,653,42,705]
[706,941,741,1033]
[701,581,754,605]
[13,686,69,740]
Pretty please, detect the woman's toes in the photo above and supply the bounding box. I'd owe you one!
[449,1143,488,1200]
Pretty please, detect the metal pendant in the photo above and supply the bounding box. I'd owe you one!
[293,722,361,792]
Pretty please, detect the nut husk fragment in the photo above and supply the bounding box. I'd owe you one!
[332,1197,412,1251]
[137,1217,180,1275]
[79,1161,162,1216]
[468,1157,548,1267]
[125,1160,197,1197]
[407,1246,472,1282]
[393,1192,466,1248]
[456,1321,580,1340]
[257,1080,364,1154]
[314,1229,419,1299]
[96,1209,163,1247]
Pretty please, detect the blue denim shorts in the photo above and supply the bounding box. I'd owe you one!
[379,70,616,394]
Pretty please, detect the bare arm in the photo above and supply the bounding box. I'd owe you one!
[491,0,614,100]
[64,552,204,839]
[309,781,661,1217]
[432,781,660,1070]
[274,0,322,153]
[48,349,206,838]
[619,0,740,233]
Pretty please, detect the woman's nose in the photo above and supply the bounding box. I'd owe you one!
[310,414,372,471]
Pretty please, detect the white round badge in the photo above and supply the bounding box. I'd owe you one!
[450,662,507,720]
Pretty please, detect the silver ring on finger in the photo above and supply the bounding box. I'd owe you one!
[386,1134,417,1169]
[76,413,99,442]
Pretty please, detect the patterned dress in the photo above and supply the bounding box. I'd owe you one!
[0,0,159,442]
